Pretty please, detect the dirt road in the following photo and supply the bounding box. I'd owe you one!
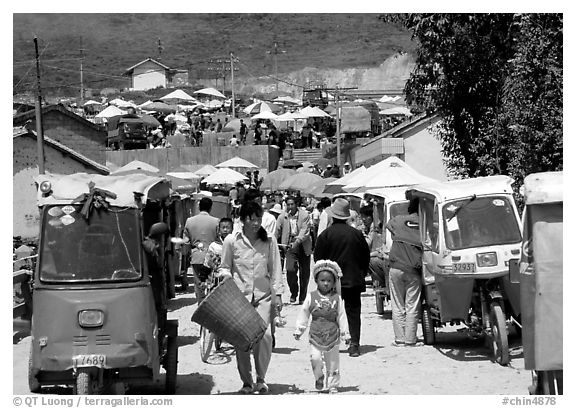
[13,276,530,395]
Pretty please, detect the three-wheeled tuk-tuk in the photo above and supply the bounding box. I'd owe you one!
[363,187,410,314]
[409,175,522,365]
[29,173,179,394]
[517,171,563,394]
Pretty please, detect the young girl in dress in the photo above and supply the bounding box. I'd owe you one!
[293,260,350,393]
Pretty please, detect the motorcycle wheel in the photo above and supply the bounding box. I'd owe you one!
[421,305,436,345]
[490,302,510,365]
[199,326,215,363]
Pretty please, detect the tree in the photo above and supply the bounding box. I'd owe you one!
[387,13,563,187]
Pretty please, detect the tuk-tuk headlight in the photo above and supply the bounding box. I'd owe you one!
[78,310,104,328]
[39,181,52,195]
[476,252,497,267]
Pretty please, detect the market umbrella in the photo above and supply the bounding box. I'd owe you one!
[111,160,159,174]
[272,96,301,105]
[202,99,224,108]
[160,89,197,103]
[95,105,125,119]
[222,118,242,132]
[243,101,282,115]
[141,101,177,114]
[166,171,201,181]
[314,157,333,168]
[251,111,279,120]
[299,106,331,118]
[140,113,161,127]
[137,100,153,108]
[193,87,226,99]
[83,100,101,106]
[216,156,259,169]
[259,168,297,192]
[109,98,136,108]
[282,159,303,169]
[202,168,248,186]
[194,164,218,177]
[165,113,188,123]
[279,172,323,192]
[302,177,337,197]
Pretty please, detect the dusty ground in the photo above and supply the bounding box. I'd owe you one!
[13,270,531,395]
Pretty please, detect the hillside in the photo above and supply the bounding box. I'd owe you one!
[13,13,416,97]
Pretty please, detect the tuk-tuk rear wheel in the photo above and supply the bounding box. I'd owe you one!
[489,302,510,366]
[164,336,178,394]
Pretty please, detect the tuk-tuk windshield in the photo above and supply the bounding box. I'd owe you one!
[39,205,142,283]
[441,196,521,250]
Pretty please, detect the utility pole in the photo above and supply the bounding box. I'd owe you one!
[267,41,286,93]
[324,85,357,169]
[157,38,163,61]
[79,36,84,103]
[230,52,236,118]
[33,36,45,175]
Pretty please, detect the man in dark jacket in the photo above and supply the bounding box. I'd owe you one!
[314,197,370,357]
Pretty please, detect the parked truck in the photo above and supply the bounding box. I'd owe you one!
[106,114,148,150]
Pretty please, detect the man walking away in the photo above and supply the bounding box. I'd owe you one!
[183,197,219,301]
[314,198,370,357]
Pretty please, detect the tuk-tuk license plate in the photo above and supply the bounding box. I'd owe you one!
[453,263,476,273]
[73,354,106,368]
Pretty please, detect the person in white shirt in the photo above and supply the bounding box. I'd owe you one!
[229,134,239,147]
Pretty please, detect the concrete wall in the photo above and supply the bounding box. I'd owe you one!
[107,145,279,175]
[35,111,107,164]
[402,118,448,182]
[13,136,107,239]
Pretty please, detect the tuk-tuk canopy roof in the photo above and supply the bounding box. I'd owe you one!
[35,173,170,208]
[409,175,514,203]
[523,171,563,205]
[364,186,411,203]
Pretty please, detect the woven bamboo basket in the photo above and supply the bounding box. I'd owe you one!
[191,278,268,351]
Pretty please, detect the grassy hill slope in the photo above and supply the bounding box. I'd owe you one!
[13,13,415,97]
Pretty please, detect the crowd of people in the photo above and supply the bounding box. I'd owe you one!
[181,186,424,394]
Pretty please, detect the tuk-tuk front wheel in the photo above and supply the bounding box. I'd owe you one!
[75,368,99,395]
[489,302,510,366]
[421,305,436,345]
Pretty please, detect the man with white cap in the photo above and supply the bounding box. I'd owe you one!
[343,162,352,176]
[314,197,370,357]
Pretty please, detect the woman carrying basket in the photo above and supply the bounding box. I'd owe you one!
[218,201,284,394]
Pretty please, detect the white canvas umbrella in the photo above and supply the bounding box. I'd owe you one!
[166,171,201,180]
[109,98,136,108]
[216,156,259,169]
[243,101,282,115]
[194,164,218,177]
[160,89,197,103]
[95,105,126,118]
[83,100,101,106]
[137,100,153,108]
[299,106,331,118]
[111,160,159,174]
[202,168,248,186]
[193,87,226,99]
[251,111,279,120]
[202,99,223,108]
[343,156,436,191]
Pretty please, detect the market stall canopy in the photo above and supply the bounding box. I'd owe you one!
[165,113,188,123]
[194,164,218,177]
[299,106,331,118]
[160,89,197,103]
[279,172,323,192]
[343,156,436,192]
[327,165,366,186]
[166,171,202,180]
[194,87,226,99]
[141,101,177,114]
[140,113,161,127]
[244,101,282,115]
[137,100,153,108]
[202,168,248,186]
[379,106,413,116]
[259,168,297,192]
[276,111,308,121]
[216,156,259,169]
[95,105,126,119]
[111,160,159,174]
[83,100,101,106]
[252,111,279,120]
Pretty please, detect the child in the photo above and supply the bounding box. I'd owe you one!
[293,260,350,393]
[203,217,234,277]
